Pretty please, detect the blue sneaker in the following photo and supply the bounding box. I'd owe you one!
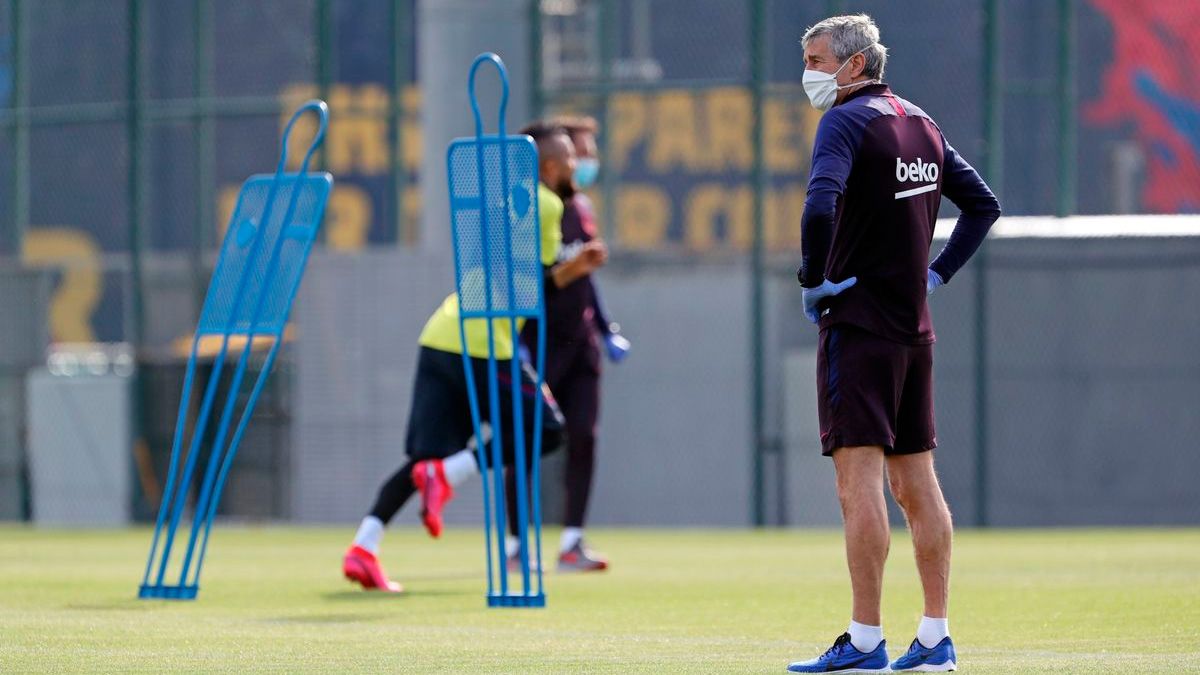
[889,636,957,672]
[786,633,890,673]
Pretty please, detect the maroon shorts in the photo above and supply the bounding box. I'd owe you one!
[816,323,936,457]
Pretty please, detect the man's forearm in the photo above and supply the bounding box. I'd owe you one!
[799,205,836,287]
[929,206,1000,283]
[589,280,613,335]
[551,256,592,288]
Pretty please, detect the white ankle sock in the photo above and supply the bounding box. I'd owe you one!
[353,516,384,554]
[847,620,883,653]
[505,535,520,558]
[442,450,478,487]
[560,527,583,553]
[917,616,949,648]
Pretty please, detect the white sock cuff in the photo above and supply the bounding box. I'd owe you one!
[442,450,478,487]
[353,516,384,554]
[917,616,949,648]
[560,527,583,552]
[847,620,883,653]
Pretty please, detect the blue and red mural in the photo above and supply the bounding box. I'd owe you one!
[1086,0,1200,213]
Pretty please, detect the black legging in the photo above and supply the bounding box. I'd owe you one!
[507,336,600,534]
[368,347,565,524]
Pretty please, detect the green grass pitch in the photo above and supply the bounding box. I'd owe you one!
[1,526,1197,673]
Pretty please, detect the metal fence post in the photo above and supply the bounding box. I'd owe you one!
[1056,0,1077,218]
[128,0,146,347]
[749,0,768,527]
[193,0,215,315]
[9,0,29,255]
[127,0,154,524]
[528,0,543,120]
[597,0,616,243]
[315,0,334,169]
[976,0,1003,528]
[390,0,408,244]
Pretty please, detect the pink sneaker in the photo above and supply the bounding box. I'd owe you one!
[342,545,402,592]
[412,459,454,538]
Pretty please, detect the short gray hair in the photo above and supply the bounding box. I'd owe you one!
[801,14,888,80]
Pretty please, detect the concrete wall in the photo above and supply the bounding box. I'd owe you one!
[0,269,51,520]
[941,235,1200,525]
[291,234,1200,527]
[288,251,755,526]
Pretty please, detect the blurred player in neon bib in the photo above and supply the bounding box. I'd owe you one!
[504,117,628,573]
[342,125,607,592]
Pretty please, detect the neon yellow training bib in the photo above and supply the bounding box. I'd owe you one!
[418,183,563,359]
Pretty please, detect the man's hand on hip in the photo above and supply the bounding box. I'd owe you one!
[801,277,857,324]
[926,268,944,296]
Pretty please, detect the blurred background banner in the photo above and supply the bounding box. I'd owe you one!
[1,0,1197,527]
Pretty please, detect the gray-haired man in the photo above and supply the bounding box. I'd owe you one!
[786,14,1000,674]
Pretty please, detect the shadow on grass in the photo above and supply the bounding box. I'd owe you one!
[394,570,482,583]
[264,612,389,624]
[65,600,162,611]
[322,587,471,601]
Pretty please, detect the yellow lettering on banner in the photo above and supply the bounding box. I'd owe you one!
[648,91,702,171]
[685,184,750,251]
[727,187,755,249]
[217,186,240,242]
[704,88,753,171]
[687,185,807,252]
[326,184,372,251]
[609,93,647,172]
[402,86,423,172]
[325,85,389,175]
[616,186,670,250]
[766,183,806,250]
[218,183,373,251]
[765,99,802,172]
[280,83,392,175]
[22,228,101,342]
[685,185,723,250]
[402,185,423,245]
[801,103,824,155]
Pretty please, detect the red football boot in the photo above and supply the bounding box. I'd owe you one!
[342,545,402,592]
[411,459,454,538]
[557,540,609,573]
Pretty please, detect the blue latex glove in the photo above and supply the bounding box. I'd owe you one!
[801,277,857,324]
[604,333,631,363]
[926,268,945,296]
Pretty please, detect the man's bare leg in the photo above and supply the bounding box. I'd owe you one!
[832,446,889,632]
[887,451,953,648]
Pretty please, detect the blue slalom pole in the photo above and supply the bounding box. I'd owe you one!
[448,52,546,607]
[177,102,329,588]
[139,100,331,599]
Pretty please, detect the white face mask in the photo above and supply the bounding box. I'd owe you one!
[802,47,877,112]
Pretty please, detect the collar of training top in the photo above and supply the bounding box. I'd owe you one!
[837,82,891,106]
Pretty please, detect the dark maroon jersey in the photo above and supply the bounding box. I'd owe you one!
[522,193,604,355]
[799,84,1001,344]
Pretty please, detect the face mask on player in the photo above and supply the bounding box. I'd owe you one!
[802,47,878,112]
[574,158,600,188]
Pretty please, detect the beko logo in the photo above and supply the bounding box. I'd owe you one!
[896,157,939,183]
[894,157,939,200]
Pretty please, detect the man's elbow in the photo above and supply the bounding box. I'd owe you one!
[802,198,838,227]
[972,194,1002,222]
